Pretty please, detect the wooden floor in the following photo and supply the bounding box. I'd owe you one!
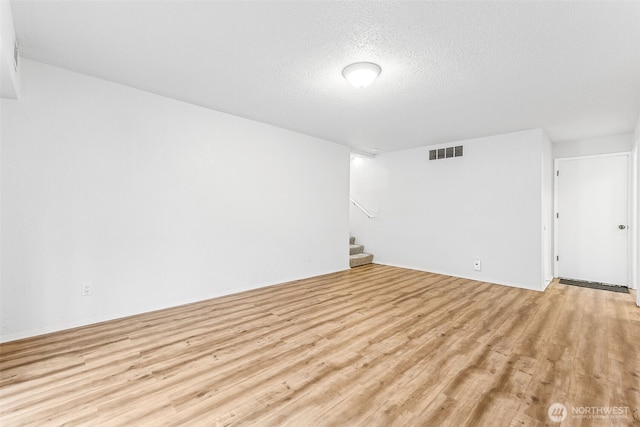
[1,264,639,426]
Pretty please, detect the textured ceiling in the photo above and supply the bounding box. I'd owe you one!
[10,0,640,153]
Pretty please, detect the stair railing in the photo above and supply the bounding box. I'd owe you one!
[350,197,374,219]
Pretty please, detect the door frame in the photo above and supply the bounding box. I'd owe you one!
[553,152,634,288]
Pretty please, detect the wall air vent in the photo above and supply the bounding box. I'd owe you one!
[429,145,463,160]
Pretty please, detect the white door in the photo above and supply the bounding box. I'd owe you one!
[556,154,629,286]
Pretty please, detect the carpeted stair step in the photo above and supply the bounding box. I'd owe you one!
[350,244,364,255]
[350,252,374,268]
[349,236,374,267]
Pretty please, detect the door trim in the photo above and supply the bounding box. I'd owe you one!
[553,152,633,288]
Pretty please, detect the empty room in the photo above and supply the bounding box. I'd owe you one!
[1,1,639,426]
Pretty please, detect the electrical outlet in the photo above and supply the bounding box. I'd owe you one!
[474,259,482,271]
[81,283,92,296]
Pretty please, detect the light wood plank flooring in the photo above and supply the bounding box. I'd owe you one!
[1,264,639,426]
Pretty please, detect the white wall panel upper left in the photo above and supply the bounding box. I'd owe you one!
[1,0,20,99]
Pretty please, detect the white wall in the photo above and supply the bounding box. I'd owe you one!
[350,129,551,291]
[553,133,633,159]
[0,0,19,326]
[1,0,19,99]
[0,59,350,342]
[541,131,554,288]
[634,117,640,305]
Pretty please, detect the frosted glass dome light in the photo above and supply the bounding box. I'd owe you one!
[342,62,381,88]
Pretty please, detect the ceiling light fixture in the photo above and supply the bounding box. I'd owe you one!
[342,62,381,88]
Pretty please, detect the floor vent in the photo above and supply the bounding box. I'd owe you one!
[429,145,463,160]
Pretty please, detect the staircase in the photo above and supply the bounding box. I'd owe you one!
[349,236,374,268]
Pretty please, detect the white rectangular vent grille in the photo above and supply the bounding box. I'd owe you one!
[429,145,463,160]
